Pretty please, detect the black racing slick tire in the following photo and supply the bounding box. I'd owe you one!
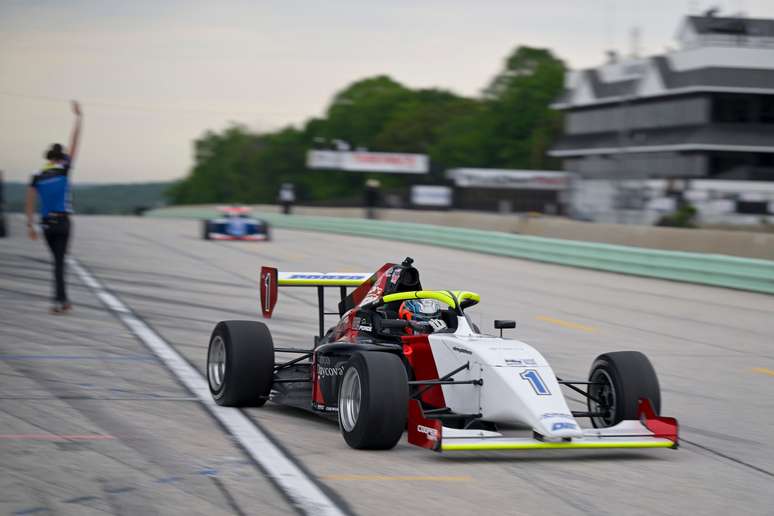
[202,220,211,240]
[337,352,408,450]
[587,351,661,428]
[207,321,274,407]
[263,222,271,242]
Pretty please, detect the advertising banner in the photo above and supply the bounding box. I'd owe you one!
[306,150,341,170]
[307,150,429,174]
[446,168,570,190]
[411,185,452,207]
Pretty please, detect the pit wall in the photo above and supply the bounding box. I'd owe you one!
[148,204,774,261]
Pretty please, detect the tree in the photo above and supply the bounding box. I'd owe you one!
[481,46,566,170]
[320,76,413,149]
[169,47,567,205]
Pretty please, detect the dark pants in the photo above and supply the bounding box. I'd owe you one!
[42,215,71,303]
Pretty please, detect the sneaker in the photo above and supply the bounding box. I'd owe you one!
[50,302,70,315]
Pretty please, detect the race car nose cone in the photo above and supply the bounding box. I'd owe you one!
[537,417,584,439]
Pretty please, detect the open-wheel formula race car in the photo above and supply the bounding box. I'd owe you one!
[202,206,270,241]
[206,258,678,452]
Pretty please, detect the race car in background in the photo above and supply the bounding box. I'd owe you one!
[202,206,270,241]
[206,258,678,452]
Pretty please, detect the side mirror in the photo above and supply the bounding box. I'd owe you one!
[494,320,516,337]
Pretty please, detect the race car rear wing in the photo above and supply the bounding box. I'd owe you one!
[217,205,252,215]
[260,267,374,337]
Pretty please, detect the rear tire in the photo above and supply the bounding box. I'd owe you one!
[207,321,274,407]
[338,352,408,450]
[587,351,660,428]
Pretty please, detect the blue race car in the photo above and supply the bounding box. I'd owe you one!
[202,206,270,241]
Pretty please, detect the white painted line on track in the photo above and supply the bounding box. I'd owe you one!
[68,257,346,516]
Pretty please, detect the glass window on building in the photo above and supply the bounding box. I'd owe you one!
[712,94,753,123]
[711,94,774,124]
[760,96,774,124]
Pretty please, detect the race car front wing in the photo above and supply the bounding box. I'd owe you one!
[408,398,678,452]
[210,233,268,241]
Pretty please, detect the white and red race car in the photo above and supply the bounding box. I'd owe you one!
[202,206,270,241]
[206,257,678,452]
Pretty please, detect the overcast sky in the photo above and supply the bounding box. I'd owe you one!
[2,0,774,184]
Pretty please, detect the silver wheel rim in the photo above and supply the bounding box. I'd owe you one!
[339,367,361,432]
[589,369,616,427]
[208,336,226,391]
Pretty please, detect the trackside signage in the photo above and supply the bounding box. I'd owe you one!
[307,150,429,174]
[411,185,452,207]
[446,168,570,190]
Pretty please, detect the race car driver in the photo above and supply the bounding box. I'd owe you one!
[398,299,448,334]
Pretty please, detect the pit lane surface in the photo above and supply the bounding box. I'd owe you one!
[2,215,773,516]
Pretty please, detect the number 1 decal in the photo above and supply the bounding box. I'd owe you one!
[520,369,551,395]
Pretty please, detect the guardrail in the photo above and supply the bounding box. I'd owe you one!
[147,207,774,295]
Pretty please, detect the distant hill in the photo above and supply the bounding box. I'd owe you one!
[2,181,173,215]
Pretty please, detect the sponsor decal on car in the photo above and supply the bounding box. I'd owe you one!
[504,358,537,366]
[452,346,472,355]
[318,365,345,378]
[416,424,439,441]
[551,422,578,431]
[360,285,384,306]
[317,355,345,378]
[540,412,574,420]
[312,401,339,413]
[289,274,369,280]
[389,267,401,285]
[356,315,373,332]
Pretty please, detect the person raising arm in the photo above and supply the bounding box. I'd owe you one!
[68,100,82,162]
[26,100,82,313]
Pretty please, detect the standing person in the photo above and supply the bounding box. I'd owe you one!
[25,100,82,314]
[364,178,381,219]
[278,182,296,215]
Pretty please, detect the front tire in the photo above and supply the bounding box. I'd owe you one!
[338,352,408,450]
[207,321,274,407]
[587,351,661,428]
[202,220,211,240]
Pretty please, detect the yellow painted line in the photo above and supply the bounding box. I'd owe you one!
[536,315,598,333]
[752,367,774,377]
[321,475,473,482]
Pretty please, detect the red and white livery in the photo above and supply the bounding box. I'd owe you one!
[206,257,678,453]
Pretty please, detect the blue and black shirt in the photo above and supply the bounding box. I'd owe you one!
[29,157,73,218]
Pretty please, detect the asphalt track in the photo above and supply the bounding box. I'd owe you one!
[1,215,773,516]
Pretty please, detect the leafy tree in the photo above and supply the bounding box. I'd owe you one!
[169,46,567,205]
[321,76,413,149]
[482,46,566,170]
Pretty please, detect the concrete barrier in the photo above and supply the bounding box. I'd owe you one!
[146,206,774,295]
[149,204,774,260]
